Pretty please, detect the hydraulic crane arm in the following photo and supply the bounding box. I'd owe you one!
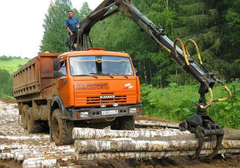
[77,0,232,158]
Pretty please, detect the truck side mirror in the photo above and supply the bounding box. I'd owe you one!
[53,60,60,71]
[54,72,64,78]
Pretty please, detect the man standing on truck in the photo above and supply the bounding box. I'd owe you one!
[65,10,80,51]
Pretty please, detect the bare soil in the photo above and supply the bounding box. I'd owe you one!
[0,156,240,168]
[0,160,21,168]
[0,100,239,168]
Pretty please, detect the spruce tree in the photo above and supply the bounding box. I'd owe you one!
[172,0,230,81]
[40,0,72,53]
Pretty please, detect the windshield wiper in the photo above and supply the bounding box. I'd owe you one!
[89,72,129,78]
[90,73,114,78]
[109,73,129,79]
[77,74,98,78]
[101,73,114,78]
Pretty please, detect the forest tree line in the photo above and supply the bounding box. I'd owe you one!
[41,0,240,87]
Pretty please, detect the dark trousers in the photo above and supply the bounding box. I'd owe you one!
[70,32,77,51]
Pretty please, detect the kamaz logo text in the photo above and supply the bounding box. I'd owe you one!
[100,95,115,99]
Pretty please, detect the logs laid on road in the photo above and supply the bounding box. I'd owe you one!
[0,143,74,161]
[223,129,240,140]
[0,135,50,141]
[22,158,57,168]
[74,139,240,153]
[13,149,43,162]
[75,149,240,160]
[0,153,13,160]
[0,134,74,162]
[73,128,240,140]
[72,128,191,140]
[73,128,240,160]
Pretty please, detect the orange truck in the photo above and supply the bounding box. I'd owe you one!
[13,49,143,145]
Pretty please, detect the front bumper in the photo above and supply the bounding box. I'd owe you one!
[67,104,143,121]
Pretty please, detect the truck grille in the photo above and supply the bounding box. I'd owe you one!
[87,95,127,105]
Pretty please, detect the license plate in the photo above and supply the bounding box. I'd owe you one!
[102,110,118,116]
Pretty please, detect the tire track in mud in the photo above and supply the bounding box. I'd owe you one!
[0,100,239,168]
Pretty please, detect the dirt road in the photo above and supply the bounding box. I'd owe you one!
[0,100,239,168]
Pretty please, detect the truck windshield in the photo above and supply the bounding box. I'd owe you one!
[69,56,134,76]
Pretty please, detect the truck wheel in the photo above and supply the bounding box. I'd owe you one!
[111,116,135,130]
[119,116,135,130]
[27,108,43,133]
[18,104,23,115]
[51,109,74,145]
[110,121,119,130]
[22,105,29,129]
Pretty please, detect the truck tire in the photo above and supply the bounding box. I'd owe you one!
[18,104,23,115]
[120,116,135,130]
[111,116,135,130]
[27,108,43,133]
[22,105,29,129]
[51,109,74,146]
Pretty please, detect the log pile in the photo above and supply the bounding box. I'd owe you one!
[0,135,74,168]
[73,128,240,160]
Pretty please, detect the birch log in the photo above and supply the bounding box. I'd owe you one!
[22,158,57,168]
[224,129,240,140]
[0,135,50,141]
[73,128,240,160]
[13,150,43,162]
[0,153,14,160]
[0,142,74,161]
[72,128,240,140]
[72,128,191,140]
[74,139,240,153]
[75,149,240,161]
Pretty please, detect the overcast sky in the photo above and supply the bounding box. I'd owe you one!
[0,0,102,58]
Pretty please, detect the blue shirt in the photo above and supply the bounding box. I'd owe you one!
[65,16,80,33]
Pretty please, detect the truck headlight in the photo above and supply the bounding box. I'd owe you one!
[129,108,137,114]
[100,104,106,108]
[80,112,89,118]
[113,103,119,107]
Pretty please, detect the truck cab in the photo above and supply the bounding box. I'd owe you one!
[55,48,141,109]
[51,48,143,144]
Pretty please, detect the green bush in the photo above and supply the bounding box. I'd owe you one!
[0,68,13,97]
[0,56,11,61]
[141,82,240,129]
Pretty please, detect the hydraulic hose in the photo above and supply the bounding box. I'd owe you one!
[215,85,232,102]
[149,31,171,54]
[199,88,214,110]
[173,38,231,109]
[174,38,190,66]
[185,39,203,65]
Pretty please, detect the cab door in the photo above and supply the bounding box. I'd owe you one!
[57,60,71,107]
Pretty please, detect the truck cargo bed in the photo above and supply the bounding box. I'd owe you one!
[13,53,60,101]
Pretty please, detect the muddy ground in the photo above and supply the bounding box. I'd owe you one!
[0,100,239,168]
